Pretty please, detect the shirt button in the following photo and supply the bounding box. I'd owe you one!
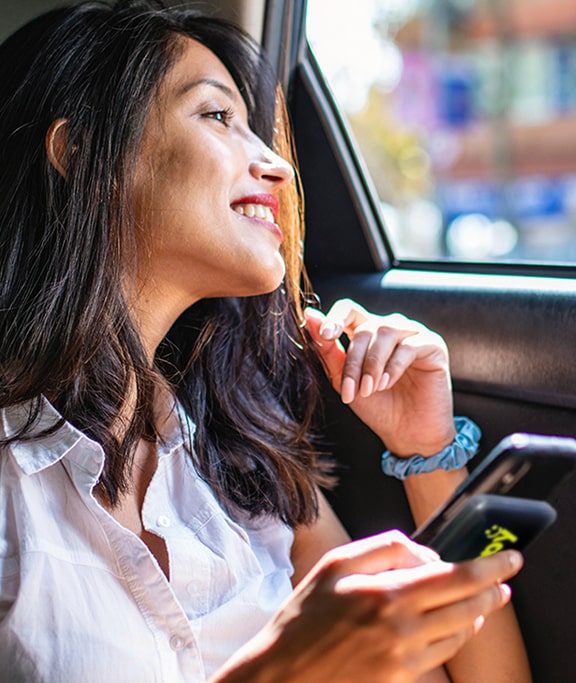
[170,635,185,651]
[157,515,171,528]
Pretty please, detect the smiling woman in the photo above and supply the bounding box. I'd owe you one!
[0,2,530,682]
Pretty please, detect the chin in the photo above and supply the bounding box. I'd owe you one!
[245,256,286,296]
[245,274,285,298]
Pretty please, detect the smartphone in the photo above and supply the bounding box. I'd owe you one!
[412,432,576,547]
[427,493,557,562]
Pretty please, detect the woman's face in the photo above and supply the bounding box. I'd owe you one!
[132,37,293,327]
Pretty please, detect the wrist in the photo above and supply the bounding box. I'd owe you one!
[384,427,457,459]
[378,410,456,458]
[381,416,481,481]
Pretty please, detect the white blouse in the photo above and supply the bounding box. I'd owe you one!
[0,398,294,682]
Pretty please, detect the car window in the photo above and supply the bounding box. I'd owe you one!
[306,0,576,265]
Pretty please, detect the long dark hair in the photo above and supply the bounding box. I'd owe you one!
[0,0,334,525]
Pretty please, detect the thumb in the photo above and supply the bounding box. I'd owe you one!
[304,307,347,389]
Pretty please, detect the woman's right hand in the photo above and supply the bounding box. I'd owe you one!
[214,530,523,683]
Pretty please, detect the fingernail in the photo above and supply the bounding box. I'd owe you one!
[341,377,356,404]
[508,551,524,571]
[303,306,323,321]
[473,615,485,634]
[499,584,512,603]
[320,322,341,340]
[378,372,390,391]
[359,374,374,398]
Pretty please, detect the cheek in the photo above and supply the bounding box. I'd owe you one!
[134,153,190,225]
[152,145,226,217]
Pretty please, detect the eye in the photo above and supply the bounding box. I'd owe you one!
[203,107,234,127]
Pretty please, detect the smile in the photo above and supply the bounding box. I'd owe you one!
[231,193,280,224]
[232,203,276,224]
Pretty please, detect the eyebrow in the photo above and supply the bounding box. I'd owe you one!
[174,77,239,102]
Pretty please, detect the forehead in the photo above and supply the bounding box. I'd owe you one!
[162,37,246,111]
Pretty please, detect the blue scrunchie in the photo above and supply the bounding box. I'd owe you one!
[381,416,481,480]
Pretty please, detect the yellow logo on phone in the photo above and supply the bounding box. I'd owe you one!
[479,524,519,557]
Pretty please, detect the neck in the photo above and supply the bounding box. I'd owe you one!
[129,281,200,362]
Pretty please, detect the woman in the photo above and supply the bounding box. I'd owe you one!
[0,1,531,681]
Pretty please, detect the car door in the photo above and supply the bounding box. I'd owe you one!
[259,2,576,682]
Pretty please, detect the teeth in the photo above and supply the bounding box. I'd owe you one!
[233,203,275,223]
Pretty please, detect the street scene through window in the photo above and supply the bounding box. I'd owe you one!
[308,0,576,263]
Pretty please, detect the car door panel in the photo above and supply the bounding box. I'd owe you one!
[311,271,576,683]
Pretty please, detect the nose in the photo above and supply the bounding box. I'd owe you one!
[249,145,294,191]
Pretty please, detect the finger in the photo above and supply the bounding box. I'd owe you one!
[380,339,419,391]
[303,307,329,346]
[348,326,399,399]
[336,318,416,403]
[339,328,374,404]
[383,334,449,391]
[303,308,347,388]
[318,298,370,340]
[414,624,477,675]
[418,582,511,644]
[384,551,523,614]
[305,307,388,401]
[407,584,510,673]
[306,304,433,402]
[320,530,440,586]
[322,304,428,402]
[333,571,510,679]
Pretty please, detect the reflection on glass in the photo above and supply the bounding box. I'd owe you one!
[307,0,576,263]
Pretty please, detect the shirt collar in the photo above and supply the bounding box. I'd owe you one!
[2,396,197,475]
[162,400,196,456]
[2,397,89,475]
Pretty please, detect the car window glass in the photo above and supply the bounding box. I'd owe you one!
[307,0,576,264]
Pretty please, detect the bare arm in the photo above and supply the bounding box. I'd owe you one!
[290,490,350,586]
[304,300,532,683]
[405,469,532,683]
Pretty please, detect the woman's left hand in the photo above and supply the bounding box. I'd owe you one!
[304,299,455,457]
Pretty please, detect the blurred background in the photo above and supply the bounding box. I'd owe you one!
[307,0,576,263]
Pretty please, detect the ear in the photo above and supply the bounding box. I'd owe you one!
[45,118,71,178]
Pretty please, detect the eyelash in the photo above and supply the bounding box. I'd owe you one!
[203,107,235,127]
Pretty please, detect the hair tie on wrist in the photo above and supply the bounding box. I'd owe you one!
[381,416,481,480]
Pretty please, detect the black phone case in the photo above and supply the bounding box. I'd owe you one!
[429,494,557,562]
[413,432,576,546]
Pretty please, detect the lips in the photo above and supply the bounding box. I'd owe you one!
[231,194,279,224]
